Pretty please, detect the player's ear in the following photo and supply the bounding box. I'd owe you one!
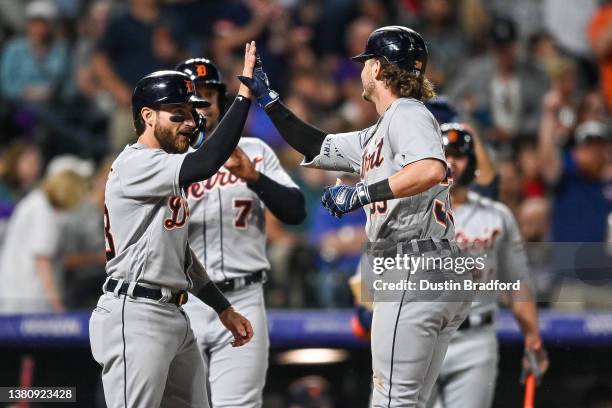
[371,59,382,80]
[142,107,156,128]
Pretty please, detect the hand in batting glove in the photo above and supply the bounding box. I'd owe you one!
[237,54,279,109]
[520,346,549,384]
[322,182,371,218]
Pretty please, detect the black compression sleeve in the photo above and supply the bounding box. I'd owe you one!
[367,178,395,202]
[179,96,251,187]
[265,101,327,160]
[196,281,231,314]
[247,173,306,225]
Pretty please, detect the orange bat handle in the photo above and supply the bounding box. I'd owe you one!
[523,374,536,408]
[17,355,35,408]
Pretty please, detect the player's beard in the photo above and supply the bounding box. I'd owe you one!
[362,77,376,102]
[154,122,190,154]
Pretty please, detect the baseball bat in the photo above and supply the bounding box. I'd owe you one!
[523,373,536,408]
[17,355,34,408]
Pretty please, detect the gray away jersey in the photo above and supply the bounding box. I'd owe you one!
[104,144,195,291]
[304,97,453,242]
[186,138,298,281]
[453,191,531,315]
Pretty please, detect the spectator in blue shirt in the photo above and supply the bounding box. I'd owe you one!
[0,0,70,104]
[540,105,611,300]
[539,90,611,242]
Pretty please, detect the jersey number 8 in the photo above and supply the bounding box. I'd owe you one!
[104,205,116,261]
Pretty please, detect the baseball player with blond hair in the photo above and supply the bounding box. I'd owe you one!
[240,27,473,407]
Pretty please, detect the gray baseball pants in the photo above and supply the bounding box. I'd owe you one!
[90,292,207,408]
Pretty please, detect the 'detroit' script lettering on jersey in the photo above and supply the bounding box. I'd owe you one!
[187,156,263,200]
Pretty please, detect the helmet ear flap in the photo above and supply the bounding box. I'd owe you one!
[189,109,206,149]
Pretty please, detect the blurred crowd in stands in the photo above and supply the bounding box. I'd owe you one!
[0,0,610,313]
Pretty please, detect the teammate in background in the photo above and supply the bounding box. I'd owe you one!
[427,123,549,408]
[240,26,473,407]
[175,57,305,408]
[89,43,257,408]
[425,97,499,199]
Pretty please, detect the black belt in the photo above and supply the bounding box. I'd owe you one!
[105,279,188,306]
[458,311,494,331]
[215,270,267,293]
[370,238,457,258]
[407,238,456,255]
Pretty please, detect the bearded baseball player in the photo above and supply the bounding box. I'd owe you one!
[239,27,473,407]
[89,43,258,408]
[174,57,306,408]
[427,123,549,408]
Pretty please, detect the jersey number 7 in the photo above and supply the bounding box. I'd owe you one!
[233,199,253,229]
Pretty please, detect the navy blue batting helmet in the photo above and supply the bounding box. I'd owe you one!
[351,26,428,76]
[131,70,210,122]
